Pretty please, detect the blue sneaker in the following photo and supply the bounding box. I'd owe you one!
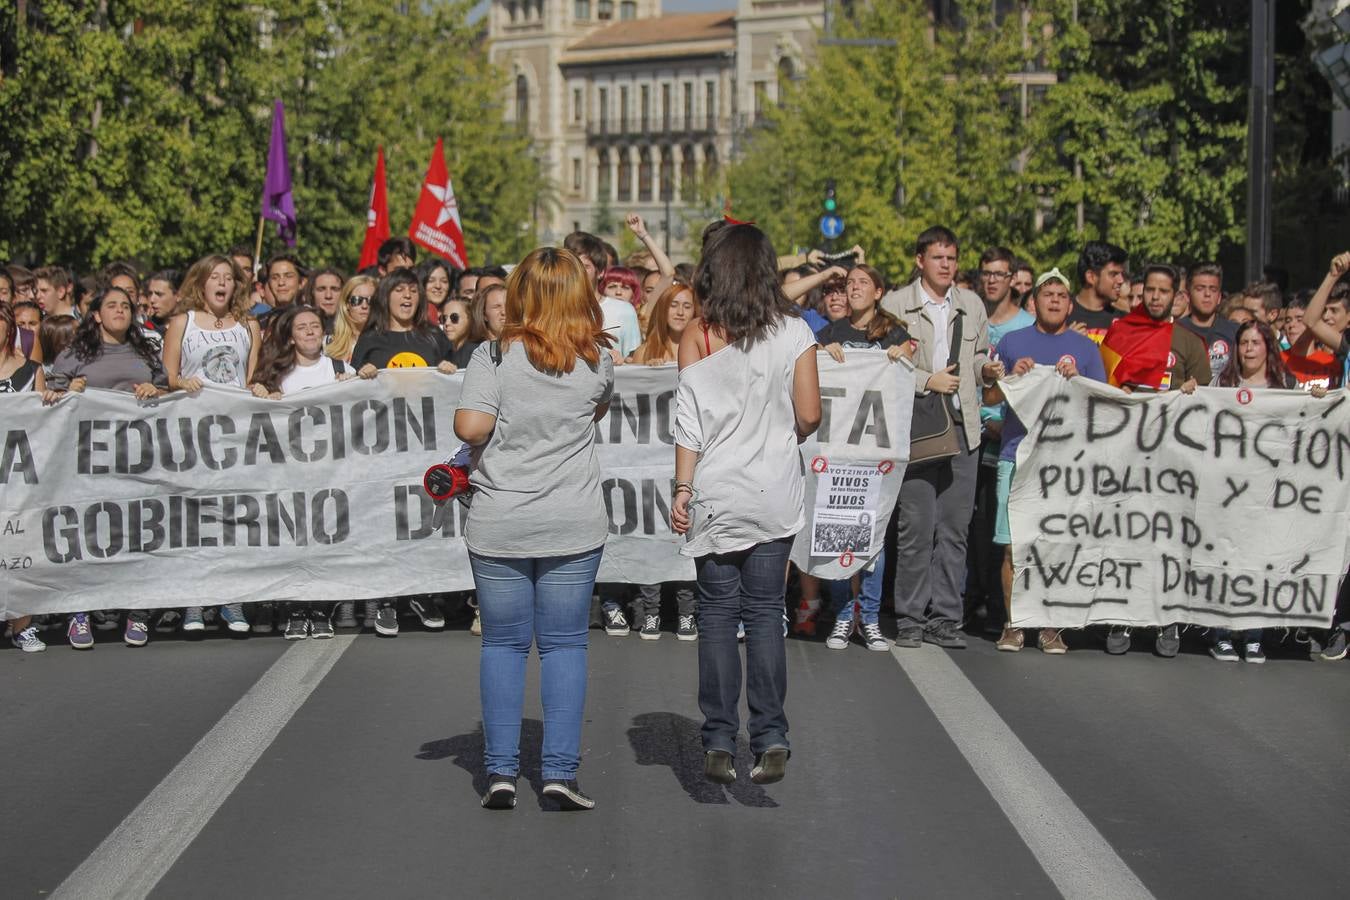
[67,614,94,650]
[124,615,149,647]
[183,606,205,632]
[219,604,250,634]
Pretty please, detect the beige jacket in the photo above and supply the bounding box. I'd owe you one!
[880,279,990,449]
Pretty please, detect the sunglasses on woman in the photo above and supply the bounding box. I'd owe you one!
[348,295,372,307]
[445,312,462,324]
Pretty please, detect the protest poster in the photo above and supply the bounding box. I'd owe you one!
[1001,368,1350,630]
[0,355,911,618]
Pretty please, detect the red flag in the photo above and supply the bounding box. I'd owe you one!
[358,146,390,270]
[1100,306,1172,390]
[407,137,468,269]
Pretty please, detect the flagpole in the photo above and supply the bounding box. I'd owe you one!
[252,215,266,277]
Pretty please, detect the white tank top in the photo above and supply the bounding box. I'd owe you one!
[180,313,251,387]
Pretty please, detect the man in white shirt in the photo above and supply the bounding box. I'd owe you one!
[881,226,995,650]
[565,230,640,360]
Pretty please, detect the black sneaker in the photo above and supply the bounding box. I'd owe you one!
[676,614,698,641]
[1106,626,1131,655]
[639,614,661,641]
[409,596,445,629]
[893,624,923,648]
[309,612,335,640]
[922,621,966,649]
[750,746,790,785]
[603,606,629,637]
[1320,628,1348,661]
[375,603,399,637]
[283,612,309,641]
[481,774,517,810]
[1209,639,1239,662]
[542,779,595,810]
[1155,624,1180,658]
[1243,642,1266,664]
[703,749,736,784]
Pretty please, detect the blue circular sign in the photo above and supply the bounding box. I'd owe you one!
[819,214,844,239]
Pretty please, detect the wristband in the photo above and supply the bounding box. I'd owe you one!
[673,481,694,496]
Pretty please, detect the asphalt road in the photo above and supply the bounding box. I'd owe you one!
[6,617,1348,899]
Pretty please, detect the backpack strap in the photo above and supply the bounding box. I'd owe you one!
[490,340,502,366]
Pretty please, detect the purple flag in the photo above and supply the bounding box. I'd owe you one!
[261,100,297,246]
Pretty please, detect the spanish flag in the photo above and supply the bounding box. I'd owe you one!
[1100,306,1172,390]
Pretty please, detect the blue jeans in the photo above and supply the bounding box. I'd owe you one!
[471,547,602,781]
[695,537,793,756]
[827,546,885,626]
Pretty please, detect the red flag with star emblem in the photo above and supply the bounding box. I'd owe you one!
[357,146,390,270]
[407,137,468,269]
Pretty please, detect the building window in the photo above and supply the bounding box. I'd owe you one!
[662,83,672,131]
[753,81,767,121]
[620,85,629,132]
[705,81,716,129]
[680,145,696,201]
[682,82,693,129]
[574,0,589,19]
[659,149,673,201]
[640,85,650,132]
[509,1,520,21]
[598,86,608,132]
[572,158,582,192]
[618,151,632,201]
[638,148,653,202]
[515,74,529,126]
[597,150,611,200]
[573,87,583,123]
[598,0,613,19]
[619,0,636,19]
[777,57,795,104]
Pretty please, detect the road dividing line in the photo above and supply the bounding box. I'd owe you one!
[53,636,356,900]
[890,645,1155,900]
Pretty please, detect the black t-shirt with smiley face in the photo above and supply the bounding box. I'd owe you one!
[351,328,455,370]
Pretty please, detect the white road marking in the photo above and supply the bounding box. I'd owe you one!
[52,636,356,900]
[890,644,1155,900]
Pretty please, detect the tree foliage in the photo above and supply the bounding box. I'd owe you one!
[0,0,549,271]
[727,0,1266,282]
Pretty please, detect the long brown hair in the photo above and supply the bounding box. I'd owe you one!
[849,265,905,342]
[632,282,699,363]
[252,306,324,392]
[1218,319,1288,388]
[180,255,253,323]
[500,248,612,374]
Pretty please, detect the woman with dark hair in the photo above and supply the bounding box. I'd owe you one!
[303,267,346,336]
[353,268,458,636]
[251,305,352,639]
[0,304,44,651]
[43,288,169,650]
[420,258,455,312]
[455,247,614,811]
[814,265,914,653]
[671,224,821,786]
[439,296,478,368]
[352,268,460,378]
[1207,318,1300,664]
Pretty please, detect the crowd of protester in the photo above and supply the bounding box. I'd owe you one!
[3,221,1349,666]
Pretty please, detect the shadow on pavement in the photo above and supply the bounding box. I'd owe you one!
[626,711,778,808]
[416,719,547,805]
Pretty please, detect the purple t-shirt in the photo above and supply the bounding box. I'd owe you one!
[994,326,1107,461]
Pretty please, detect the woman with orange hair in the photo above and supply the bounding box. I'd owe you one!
[454,247,615,813]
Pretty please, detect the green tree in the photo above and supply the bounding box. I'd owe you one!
[0,1,549,272]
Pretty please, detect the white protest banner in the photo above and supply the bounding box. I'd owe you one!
[789,352,913,579]
[0,355,909,618]
[1002,368,1350,630]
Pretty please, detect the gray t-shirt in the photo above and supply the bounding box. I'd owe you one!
[49,342,169,392]
[457,341,615,558]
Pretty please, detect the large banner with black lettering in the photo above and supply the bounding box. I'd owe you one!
[0,356,909,618]
[1002,368,1350,630]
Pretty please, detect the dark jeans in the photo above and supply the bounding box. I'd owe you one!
[965,454,1004,626]
[894,428,979,629]
[695,537,792,756]
[634,583,696,617]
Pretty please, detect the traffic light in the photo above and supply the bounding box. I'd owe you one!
[823,179,838,213]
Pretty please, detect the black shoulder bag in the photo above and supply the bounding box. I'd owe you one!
[909,310,964,466]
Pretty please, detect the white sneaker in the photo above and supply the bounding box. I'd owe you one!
[11,625,46,652]
[825,616,853,650]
